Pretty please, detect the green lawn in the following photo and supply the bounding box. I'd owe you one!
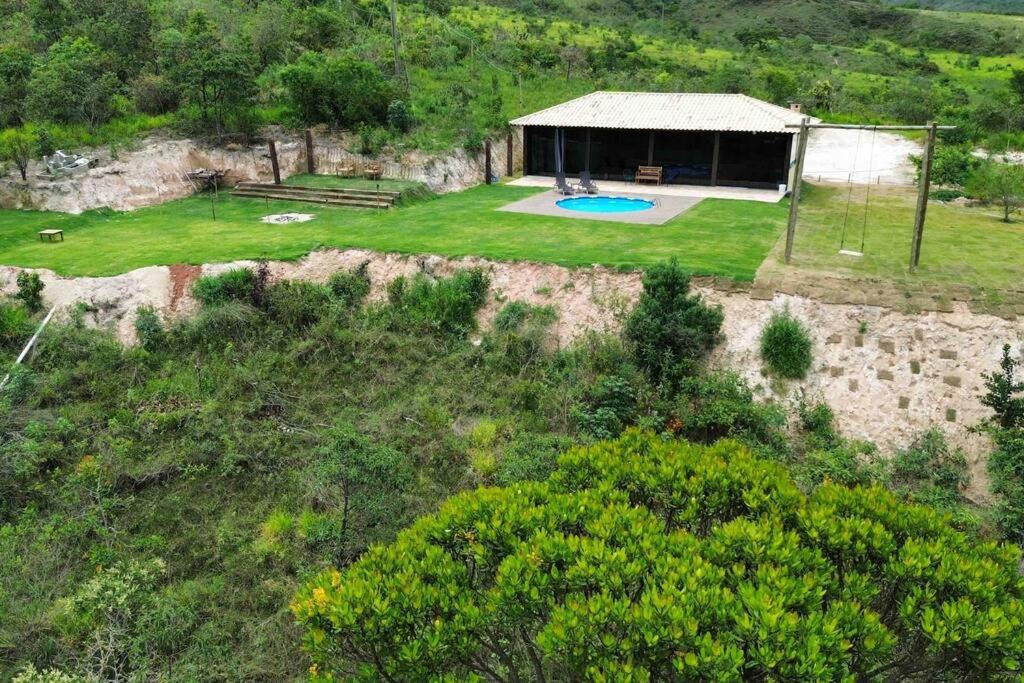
[0,184,787,279]
[282,174,427,194]
[778,183,1024,294]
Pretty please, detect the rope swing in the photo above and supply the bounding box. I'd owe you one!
[837,126,877,258]
[838,127,862,254]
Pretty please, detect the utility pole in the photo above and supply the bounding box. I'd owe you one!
[910,121,938,272]
[268,140,281,185]
[784,117,810,264]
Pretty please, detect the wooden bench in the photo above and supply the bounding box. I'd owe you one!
[636,166,663,185]
[364,162,383,180]
[38,229,64,242]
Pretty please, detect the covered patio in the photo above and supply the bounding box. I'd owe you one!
[507,176,787,204]
[510,92,814,192]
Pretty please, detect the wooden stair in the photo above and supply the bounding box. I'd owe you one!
[232,182,399,209]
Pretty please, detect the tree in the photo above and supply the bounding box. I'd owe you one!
[624,258,723,387]
[294,431,1024,681]
[280,51,394,129]
[1010,68,1024,103]
[0,45,33,127]
[982,344,1024,430]
[0,128,35,181]
[166,11,257,137]
[559,45,586,84]
[25,37,119,126]
[967,160,1024,223]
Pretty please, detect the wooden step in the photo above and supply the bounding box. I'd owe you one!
[231,190,391,209]
[233,185,397,203]
[233,189,395,205]
[235,182,401,199]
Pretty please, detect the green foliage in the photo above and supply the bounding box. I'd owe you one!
[989,429,1024,543]
[384,268,489,338]
[266,280,332,329]
[15,271,44,313]
[326,263,371,310]
[25,37,119,126]
[967,160,1024,222]
[574,374,637,440]
[0,127,34,180]
[12,664,93,683]
[624,258,724,387]
[760,307,813,379]
[483,301,557,374]
[982,344,1024,429]
[191,267,256,307]
[0,301,31,349]
[132,306,164,351]
[387,99,414,133]
[295,430,1024,682]
[280,51,393,129]
[0,46,33,128]
[913,144,983,187]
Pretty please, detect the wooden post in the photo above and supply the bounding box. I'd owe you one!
[711,132,721,186]
[584,128,591,173]
[305,129,315,174]
[268,140,281,185]
[485,140,492,185]
[784,118,810,265]
[647,131,655,166]
[910,122,938,272]
[506,131,513,176]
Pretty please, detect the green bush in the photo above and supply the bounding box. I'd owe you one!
[889,428,969,505]
[327,263,371,310]
[385,268,489,338]
[624,258,723,387]
[295,431,1024,682]
[573,374,637,440]
[673,371,787,455]
[191,268,256,307]
[760,307,813,379]
[0,302,31,349]
[266,280,332,329]
[483,301,557,374]
[15,272,44,313]
[133,307,165,352]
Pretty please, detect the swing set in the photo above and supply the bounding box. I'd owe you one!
[783,120,956,272]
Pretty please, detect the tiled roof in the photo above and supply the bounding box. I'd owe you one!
[510,91,815,133]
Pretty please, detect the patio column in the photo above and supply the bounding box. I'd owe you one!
[584,128,591,173]
[647,131,654,165]
[711,132,721,186]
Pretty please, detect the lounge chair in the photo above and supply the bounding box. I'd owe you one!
[576,170,599,195]
[554,173,575,196]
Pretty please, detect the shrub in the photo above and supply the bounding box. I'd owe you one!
[889,428,969,503]
[327,263,371,310]
[981,344,1024,430]
[966,160,1024,223]
[266,280,332,329]
[0,302,31,349]
[133,307,165,351]
[760,307,813,379]
[624,258,723,387]
[386,268,489,338]
[15,272,44,313]
[294,431,1024,681]
[483,301,557,374]
[673,371,787,454]
[387,99,414,133]
[191,268,256,307]
[574,374,637,440]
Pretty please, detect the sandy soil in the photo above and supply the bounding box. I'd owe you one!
[804,129,921,185]
[3,248,1020,499]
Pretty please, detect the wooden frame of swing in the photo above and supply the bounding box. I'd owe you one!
[783,121,954,272]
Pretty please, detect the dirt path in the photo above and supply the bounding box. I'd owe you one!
[804,129,920,185]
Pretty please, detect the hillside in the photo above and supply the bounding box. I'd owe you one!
[887,0,1024,13]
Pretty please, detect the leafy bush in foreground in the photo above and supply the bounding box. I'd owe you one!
[384,268,489,338]
[760,307,813,379]
[294,431,1024,682]
[15,271,44,313]
[191,268,256,307]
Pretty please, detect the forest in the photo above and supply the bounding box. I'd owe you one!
[0,0,1023,164]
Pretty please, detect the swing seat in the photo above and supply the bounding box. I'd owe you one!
[838,249,863,257]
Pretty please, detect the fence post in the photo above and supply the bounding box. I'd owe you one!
[506,132,514,176]
[305,129,315,174]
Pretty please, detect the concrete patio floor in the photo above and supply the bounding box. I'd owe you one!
[508,176,788,204]
[497,189,702,225]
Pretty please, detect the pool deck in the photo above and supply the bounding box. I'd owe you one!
[508,176,787,204]
[497,189,701,225]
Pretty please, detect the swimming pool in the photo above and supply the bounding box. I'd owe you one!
[556,196,656,213]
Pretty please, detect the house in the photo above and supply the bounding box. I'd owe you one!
[509,91,815,191]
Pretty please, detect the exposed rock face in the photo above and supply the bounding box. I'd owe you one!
[2,249,1020,497]
[0,130,523,214]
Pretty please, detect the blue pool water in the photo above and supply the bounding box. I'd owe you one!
[556,196,655,213]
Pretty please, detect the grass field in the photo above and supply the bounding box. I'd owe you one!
[0,184,787,279]
[779,183,1024,295]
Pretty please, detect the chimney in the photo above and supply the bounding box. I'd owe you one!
[789,102,803,113]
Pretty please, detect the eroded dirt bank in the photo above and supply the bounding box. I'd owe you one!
[2,250,1020,493]
[0,131,522,214]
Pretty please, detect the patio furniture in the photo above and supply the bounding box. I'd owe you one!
[554,173,575,196]
[636,166,663,185]
[38,229,64,242]
[575,170,599,195]
[364,162,383,180]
